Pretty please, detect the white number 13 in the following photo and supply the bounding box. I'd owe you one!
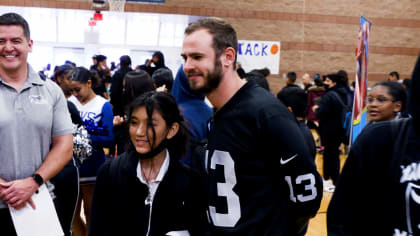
[285,173,317,202]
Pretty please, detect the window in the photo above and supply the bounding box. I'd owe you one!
[98,12,126,45]
[158,15,187,47]
[126,13,160,46]
[24,8,57,42]
[57,10,89,43]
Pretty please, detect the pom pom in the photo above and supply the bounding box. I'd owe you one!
[72,124,93,164]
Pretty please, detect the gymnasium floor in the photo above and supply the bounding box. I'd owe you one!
[306,143,348,236]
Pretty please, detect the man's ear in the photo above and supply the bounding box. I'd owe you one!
[222,47,236,67]
[166,122,180,140]
[28,39,33,53]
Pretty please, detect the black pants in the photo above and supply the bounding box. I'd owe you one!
[322,137,342,185]
[0,208,17,236]
[50,159,79,236]
[109,126,127,157]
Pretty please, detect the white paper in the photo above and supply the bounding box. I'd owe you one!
[9,184,64,236]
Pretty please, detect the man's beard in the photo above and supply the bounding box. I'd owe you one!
[188,58,222,94]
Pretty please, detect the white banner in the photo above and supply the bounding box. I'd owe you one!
[237,40,280,75]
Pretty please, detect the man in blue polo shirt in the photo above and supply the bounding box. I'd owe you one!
[0,13,73,235]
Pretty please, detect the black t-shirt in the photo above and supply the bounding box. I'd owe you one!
[205,80,322,235]
[327,118,420,235]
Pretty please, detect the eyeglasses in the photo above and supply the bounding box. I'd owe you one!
[367,96,394,104]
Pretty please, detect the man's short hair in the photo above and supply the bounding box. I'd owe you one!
[390,71,400,80]
[0,12,30,40]
[278,87,307,118]
[185,17,238,69]
[152,68,174,92]
[119,55,131,68]
[96,55,107,62]
[326,73,342,84]
[245,71,270,91]
[287,72,297,83]
[402,78,411,89]
[337,70,349,85]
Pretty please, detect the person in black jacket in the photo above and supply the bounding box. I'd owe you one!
[143,51,169,76]
[327,55,420,236]
[277,71,303,101]
[89,91,209,236]
[110,55,133,117]
[109,55,133,157]
[182,17,322,235]
[314,73,350,187]
[278,87,316,162]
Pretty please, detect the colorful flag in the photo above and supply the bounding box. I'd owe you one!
[351,16,371,144]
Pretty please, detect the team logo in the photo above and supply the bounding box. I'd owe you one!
[29,95,46,105]
[280,154,297,165]
[405,182,420,235]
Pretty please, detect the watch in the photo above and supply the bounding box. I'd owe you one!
[31,173,44,187]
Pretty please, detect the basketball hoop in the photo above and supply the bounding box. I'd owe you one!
[108,0,126,12]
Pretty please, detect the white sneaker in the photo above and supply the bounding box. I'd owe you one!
[323,179,335,192]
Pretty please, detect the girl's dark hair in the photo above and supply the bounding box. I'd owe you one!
[314,78,324,87]
[68,67,100,87]
[123,70,155,107]
[373,81,407,111]
[53,64,74,81]
[326,73,345,86]
[337,70,349,85]
[127,91,189,159]
[53,64,75,97]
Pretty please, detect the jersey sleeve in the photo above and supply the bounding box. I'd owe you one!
[89,102,115,148]
[260,105,323,233]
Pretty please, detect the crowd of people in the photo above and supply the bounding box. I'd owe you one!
[0,12,419,236]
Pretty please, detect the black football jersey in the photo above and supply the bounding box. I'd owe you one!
[204,80,323,235]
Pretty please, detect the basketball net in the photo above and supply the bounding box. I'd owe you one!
[108,0,126,12]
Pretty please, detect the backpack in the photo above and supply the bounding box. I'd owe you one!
[331,91,353,144]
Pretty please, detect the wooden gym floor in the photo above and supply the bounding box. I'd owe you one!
[305,134,348,236]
